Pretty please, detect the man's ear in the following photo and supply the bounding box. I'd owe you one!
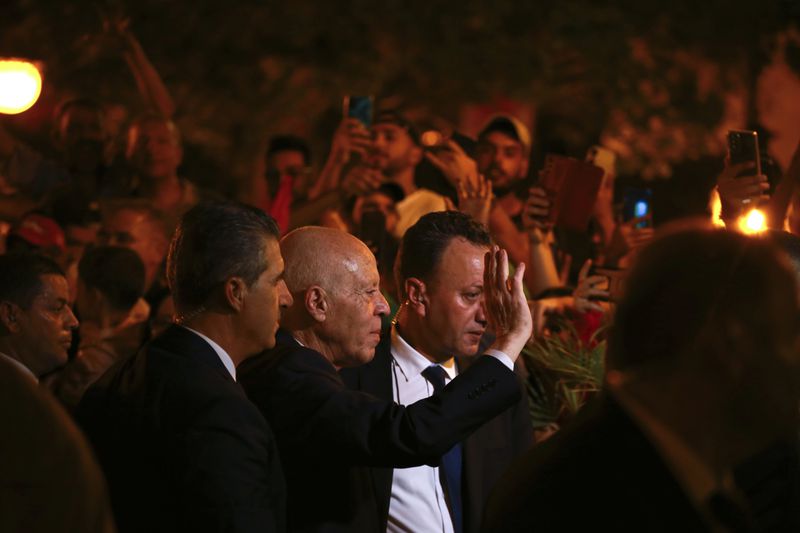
[0,301,21,333]
[305,286,328,323]
[405,278,428,317]
[223,277,247,312]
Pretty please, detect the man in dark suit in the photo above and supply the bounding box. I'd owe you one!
[341,210,533,533]
[78,202,293,533]
[483,227,800,532]
[238,219,532,532]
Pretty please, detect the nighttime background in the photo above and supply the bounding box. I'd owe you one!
[3,0,800,205]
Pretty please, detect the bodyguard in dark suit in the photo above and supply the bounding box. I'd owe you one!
[484,227,800,532]
[340,211,533,533]
[238,220,533,532]
[78,202,293,533]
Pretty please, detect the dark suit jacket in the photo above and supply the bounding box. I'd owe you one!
[481,393,715,532]
[339,336,533,533]
[77,325,285,533]
[237,329,522,532]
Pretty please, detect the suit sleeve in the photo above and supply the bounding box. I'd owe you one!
[180,393,286,533]
[241,349,521,468]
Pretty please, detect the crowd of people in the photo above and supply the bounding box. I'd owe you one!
[1,17,800,533]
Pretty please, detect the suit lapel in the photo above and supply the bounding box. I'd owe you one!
[152,325,234,382]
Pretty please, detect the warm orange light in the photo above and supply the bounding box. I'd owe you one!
[420,130,443,147]
[709,189,725,228]
[0,60,42,114]
[738,208,766,235]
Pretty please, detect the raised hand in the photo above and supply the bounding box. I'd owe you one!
[521,186,553,243]
[717,161,769,221]
[573,259,609,314]
[425,139,480,192]
[457,173,492,225]
[331,118,373,159]
[342,164,384,196]
[484,246,533,361]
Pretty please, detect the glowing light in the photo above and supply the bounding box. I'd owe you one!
[709,189,725,227]
[738,208,766,235]
[0,60,42,114]
[421,130,443,147]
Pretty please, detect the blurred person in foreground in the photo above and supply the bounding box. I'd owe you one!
[78,202,292,533]
[483,225,800,532]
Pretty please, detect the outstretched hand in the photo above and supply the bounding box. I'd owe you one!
[484,246,533,362]
[425,140,480,192]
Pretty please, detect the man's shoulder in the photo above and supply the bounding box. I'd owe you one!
[239,330,338,385]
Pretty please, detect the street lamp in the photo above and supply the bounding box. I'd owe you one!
[0,59,42,114]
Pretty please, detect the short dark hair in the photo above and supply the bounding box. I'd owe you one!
[79,246,145,312]
[608,228,799,372]
[167,202,280,312]
[0,253,65,309]
[395,211,491,299]
[266,136,311,166]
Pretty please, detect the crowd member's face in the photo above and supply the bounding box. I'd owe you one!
[266,149,309,195]
[352,192,398,235]
[371,123,421,177]
[323,250,389,368]
[420,238,489,360]
[239,237,293,352]
[127,120,182,181]
[99,209,166,286]
[13,274,78,376]
[476,131,528,190]
[58,107,106,172]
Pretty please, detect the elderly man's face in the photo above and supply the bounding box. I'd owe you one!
[14,274,78,376]
[324,251,390,368]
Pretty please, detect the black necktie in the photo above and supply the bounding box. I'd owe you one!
[422,364,463,533]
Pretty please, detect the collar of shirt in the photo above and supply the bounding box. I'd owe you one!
[391,326,457,382]
[609,383,737,509]
[180,326,236,381]
[0,351,37,383]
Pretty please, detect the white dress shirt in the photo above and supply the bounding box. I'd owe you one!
[386,327,513,533]
[181,326,237,381]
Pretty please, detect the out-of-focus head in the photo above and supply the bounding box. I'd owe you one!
[476,114,531,191]
[167,202,291,352]
[370,109,422,177]
[76,246,145,322]
[126,114,182,182]
[99,200,170,288]
[395,211,492,361]
[352,182,405,235]
[7,213,66,262]
[281,226,389,368]
[0,253,78,377]
[264,135,312,197]
[53,98,107,171]
[609,227,800,440]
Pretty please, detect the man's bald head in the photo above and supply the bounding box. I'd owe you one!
[281,226,374,295]
[279,226,390,368]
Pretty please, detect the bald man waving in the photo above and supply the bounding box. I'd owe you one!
[238,226,532,532]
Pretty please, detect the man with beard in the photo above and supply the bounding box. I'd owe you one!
[370,110,453,237]
[475,114,533,266]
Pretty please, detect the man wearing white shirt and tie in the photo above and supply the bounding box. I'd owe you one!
[342,211,534,533]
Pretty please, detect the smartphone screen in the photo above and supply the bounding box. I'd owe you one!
[727,130,761,177]
[622,188,652,229]
[344,96,374,127]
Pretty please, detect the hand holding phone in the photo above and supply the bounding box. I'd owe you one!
[727,130,761,178]
[343,96,374,127]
